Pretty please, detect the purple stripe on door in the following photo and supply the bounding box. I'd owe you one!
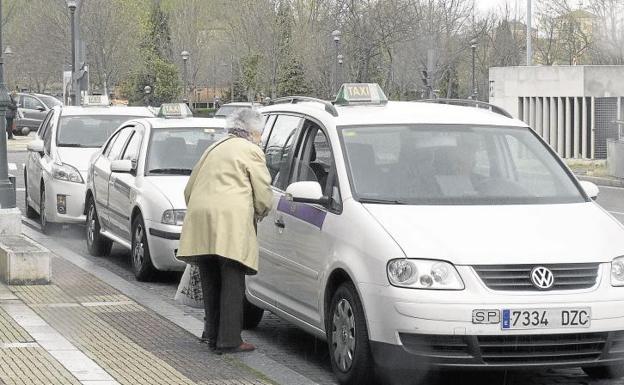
[277,196,327,229]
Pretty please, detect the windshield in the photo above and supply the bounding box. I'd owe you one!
[145,127,227,175]
[215,105,250,117]
[57,115,144,148]
[340,125,586,205]
[39,95,62,108]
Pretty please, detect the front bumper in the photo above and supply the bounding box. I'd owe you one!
[44,179,86,224]
[361,264,624,369]
[145,219,185,272]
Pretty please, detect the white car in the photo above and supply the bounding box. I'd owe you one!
[24,102,153,233]
[244,84,624,384]
[84,109,227,280]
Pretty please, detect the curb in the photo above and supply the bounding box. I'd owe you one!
[576,175,624,188]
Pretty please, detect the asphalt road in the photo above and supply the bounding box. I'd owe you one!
[6,141,624,385]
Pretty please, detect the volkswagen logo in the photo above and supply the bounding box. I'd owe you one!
[531,267,555,290]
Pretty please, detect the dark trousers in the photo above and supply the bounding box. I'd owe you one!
[197,255,246,349]
[5,117,13,139]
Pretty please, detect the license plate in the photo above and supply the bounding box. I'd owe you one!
[501,308,591,330]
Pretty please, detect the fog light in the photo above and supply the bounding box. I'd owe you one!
[57,195,66,214]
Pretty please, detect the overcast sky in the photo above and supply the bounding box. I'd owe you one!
[476,0,525,14]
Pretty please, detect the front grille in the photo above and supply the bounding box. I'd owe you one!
[608,331,624,358]
[473,263,599,291]
[478,333,607,365]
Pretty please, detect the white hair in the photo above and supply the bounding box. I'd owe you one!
[225,108,263,138]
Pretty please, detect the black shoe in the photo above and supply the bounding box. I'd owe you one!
[200,332,216,350]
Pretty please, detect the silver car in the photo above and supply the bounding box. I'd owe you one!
[15,93,62,135]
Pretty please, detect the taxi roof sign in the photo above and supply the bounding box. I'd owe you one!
[158,103,193,118]
[82,94,110,106]
[334,83,388,106]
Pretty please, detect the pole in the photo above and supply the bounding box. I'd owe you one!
[471,44,477,100]
[70,7,76,105]
[0,0,16,209]
[183,58,188,102]
[526,0,532,65]
[230,58,234,102]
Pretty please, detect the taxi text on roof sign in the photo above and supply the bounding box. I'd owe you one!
[158,103,193,118]
[82,94,110,106]
[334,83,388,106]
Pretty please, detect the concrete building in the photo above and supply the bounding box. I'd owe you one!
[489,66,624,159]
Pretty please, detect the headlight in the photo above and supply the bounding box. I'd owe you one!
[52,162,83,183]
[611,256,624,287]
[387,259,464,290]
[162,209,186,226]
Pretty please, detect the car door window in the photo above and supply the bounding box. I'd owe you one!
[290,122,341,210]
[23,96,44,110]
[42,112,56,155]
[38,111,53,138]
[264,115,302,189]
[122,129,143,162]
[261,115,277,148]
[107,128,132,160]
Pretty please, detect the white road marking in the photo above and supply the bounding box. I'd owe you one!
[8,163,16,170]
[599,185,624,191]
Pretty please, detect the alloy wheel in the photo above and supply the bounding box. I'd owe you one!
[87,204,96,246]
[332,298,356,372]
[133,224,145,268]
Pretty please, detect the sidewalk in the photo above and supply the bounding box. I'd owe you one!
[0,241,274,385]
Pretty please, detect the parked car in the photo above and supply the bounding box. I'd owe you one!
[214,102,254,118]
[14,93,62,135]
[24,98,154,233]
[84,105,227,280]
[244,84,624,384]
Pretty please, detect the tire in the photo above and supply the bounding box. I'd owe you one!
[327,281,375,385]
[85,197,112,257]
[583,364,624,379]
[39,184,56,234]
[242,297,264,330]
[131,214,157,281]
[24,172,38,219]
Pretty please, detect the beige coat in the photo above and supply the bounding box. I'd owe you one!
[176,136,273,272]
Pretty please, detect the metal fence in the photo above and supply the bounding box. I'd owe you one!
[594,97,619,159]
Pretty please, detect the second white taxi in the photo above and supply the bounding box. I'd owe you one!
[84,105,227,280]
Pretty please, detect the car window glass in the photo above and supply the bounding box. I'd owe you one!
[264,115,301,188]
[107,128,132,160]
[38,111,53,138]
[42,112,55,154]
[504,134,558,196]
[261,115,276,149]
[122,130,142,161]
[103,132,119,158]
[23,96,44,110]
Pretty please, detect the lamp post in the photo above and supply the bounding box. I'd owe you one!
[0,0,15,209]
[331,29,341,96]
[337,54,344,87]
[180,50,189,103]
[67,0,77,105]
[143,85,151,107]
[470,38,478,100]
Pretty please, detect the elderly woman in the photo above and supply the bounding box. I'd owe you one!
[177,109,272,353]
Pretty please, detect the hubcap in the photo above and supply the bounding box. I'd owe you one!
[87,205,96,245]
[133,225,144,269]
[332,299,356,372]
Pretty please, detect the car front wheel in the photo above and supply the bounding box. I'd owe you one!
[242,297,264,330]
[86,198,112,256]
[583,364,624,379]
[327,281,375,385]
[131,214,157,281]
[24,172,37,219]
[39,184,56,234]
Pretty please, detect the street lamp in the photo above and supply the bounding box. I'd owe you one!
[180,50,189,103]
[0,0,15,208]
[331,29,341,95]
[67,0,77,105]
[144,85,151,107]
[470,38,478,100]
[337,54,344,87]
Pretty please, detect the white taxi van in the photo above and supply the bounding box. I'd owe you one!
[24,95,153,233]
[84,104,227,280]
[245,84,624,384]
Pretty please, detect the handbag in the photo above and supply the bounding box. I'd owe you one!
[174,263,204,308]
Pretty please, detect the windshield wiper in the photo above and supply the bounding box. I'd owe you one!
[359,198,408,205]
[148,168,192,175]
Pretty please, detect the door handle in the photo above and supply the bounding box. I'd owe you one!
[274,218,285,229]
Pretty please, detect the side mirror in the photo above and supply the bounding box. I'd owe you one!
[579,180,599,200]
[27,139,44,155]
[110,159,134,173]
[285,181,329,205]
